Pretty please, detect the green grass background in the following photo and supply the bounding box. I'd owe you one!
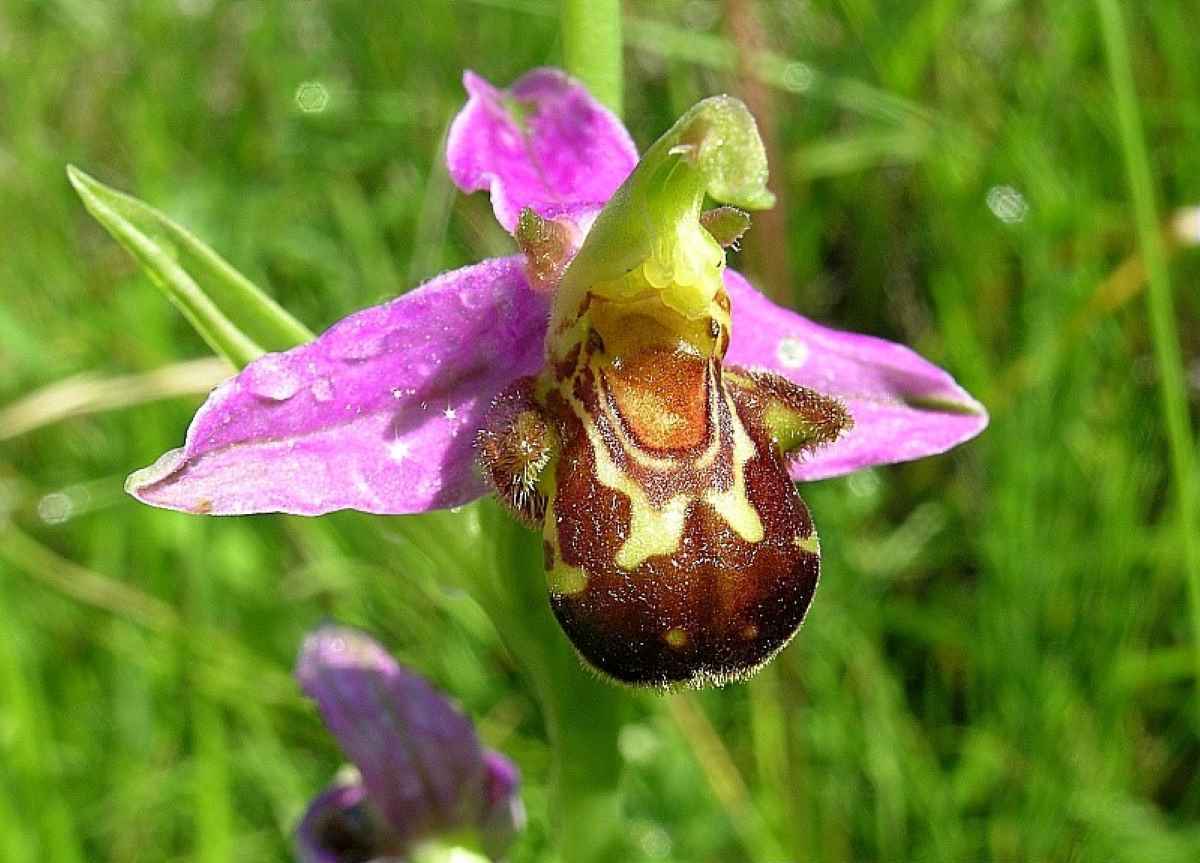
[3,0,1200,860]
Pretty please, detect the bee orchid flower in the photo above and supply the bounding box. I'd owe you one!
[127,69,986,687]
[295,626,524,863]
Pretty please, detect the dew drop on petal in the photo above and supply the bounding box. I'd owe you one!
[459,289,485,310]
[330,333,386,361]
[244,355,302,400]
[776,336,810,368]
[310,378,334,402]
[986,184,1028,224]
[387,440,411,462]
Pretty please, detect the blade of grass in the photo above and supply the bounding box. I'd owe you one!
[67,166,313,368]
[187,525,234,863]
[0,359,230,442]
[1096,0,1200,695]
[0,577,85,863]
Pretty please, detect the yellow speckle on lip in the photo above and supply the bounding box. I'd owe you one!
[664,628,688,648]
[793,533,820,554]
[548,561,588,596]
[740,624,759,640]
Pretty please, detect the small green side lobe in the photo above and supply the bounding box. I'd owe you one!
[549,96,776,348]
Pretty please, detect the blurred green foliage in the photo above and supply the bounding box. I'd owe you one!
[2,0,1200,861]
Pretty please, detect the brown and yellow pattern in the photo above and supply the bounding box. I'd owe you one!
[479,96,850,687]
[479,279,850,688]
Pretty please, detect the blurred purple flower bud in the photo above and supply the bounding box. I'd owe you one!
[295,626,523,862]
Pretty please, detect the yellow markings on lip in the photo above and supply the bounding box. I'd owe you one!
[561,362,693,571]
[542,497,589,596]
[701,385,764,545]
[616,494,691,570]
[664,628,689,648]
[559,355,769,572]
[596,362,723,473]
[548,561,588,595]
[793,533,820,554]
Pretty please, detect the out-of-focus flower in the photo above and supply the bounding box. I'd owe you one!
[127,69,987,687]
[294,626,523,862]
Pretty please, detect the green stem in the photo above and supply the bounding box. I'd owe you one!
[1097,0,1200,689]
[561,0,623,116]
[475,500,632,863]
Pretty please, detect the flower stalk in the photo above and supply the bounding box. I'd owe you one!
[478,500,633,863]
[526,9,629,850]
[561,0,623,116]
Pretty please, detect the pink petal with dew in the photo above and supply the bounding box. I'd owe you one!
[724,270,987,480]
[127,257,549,515]
[446,68,638,233]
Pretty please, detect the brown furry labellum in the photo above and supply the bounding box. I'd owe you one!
[477,287,851,688]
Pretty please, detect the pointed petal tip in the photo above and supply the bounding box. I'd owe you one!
[724,269,988,479]
[124,257,548,518]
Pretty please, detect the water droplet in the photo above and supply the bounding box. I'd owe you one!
[783,62,814,92]
[310,378,334,402]
[986,184,1028,224]
[331,333,386,361]
[387,440,411,462]
[459,289,486,310]
[295,80,329,114]
[176,0,214,17]
[776,336,809,368]
[1172,207,1200,247]
[245,356,302,400]
[618,724,660,763]
[847,469,880,499]
[37,492,73,525]
[636,824,672,859]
